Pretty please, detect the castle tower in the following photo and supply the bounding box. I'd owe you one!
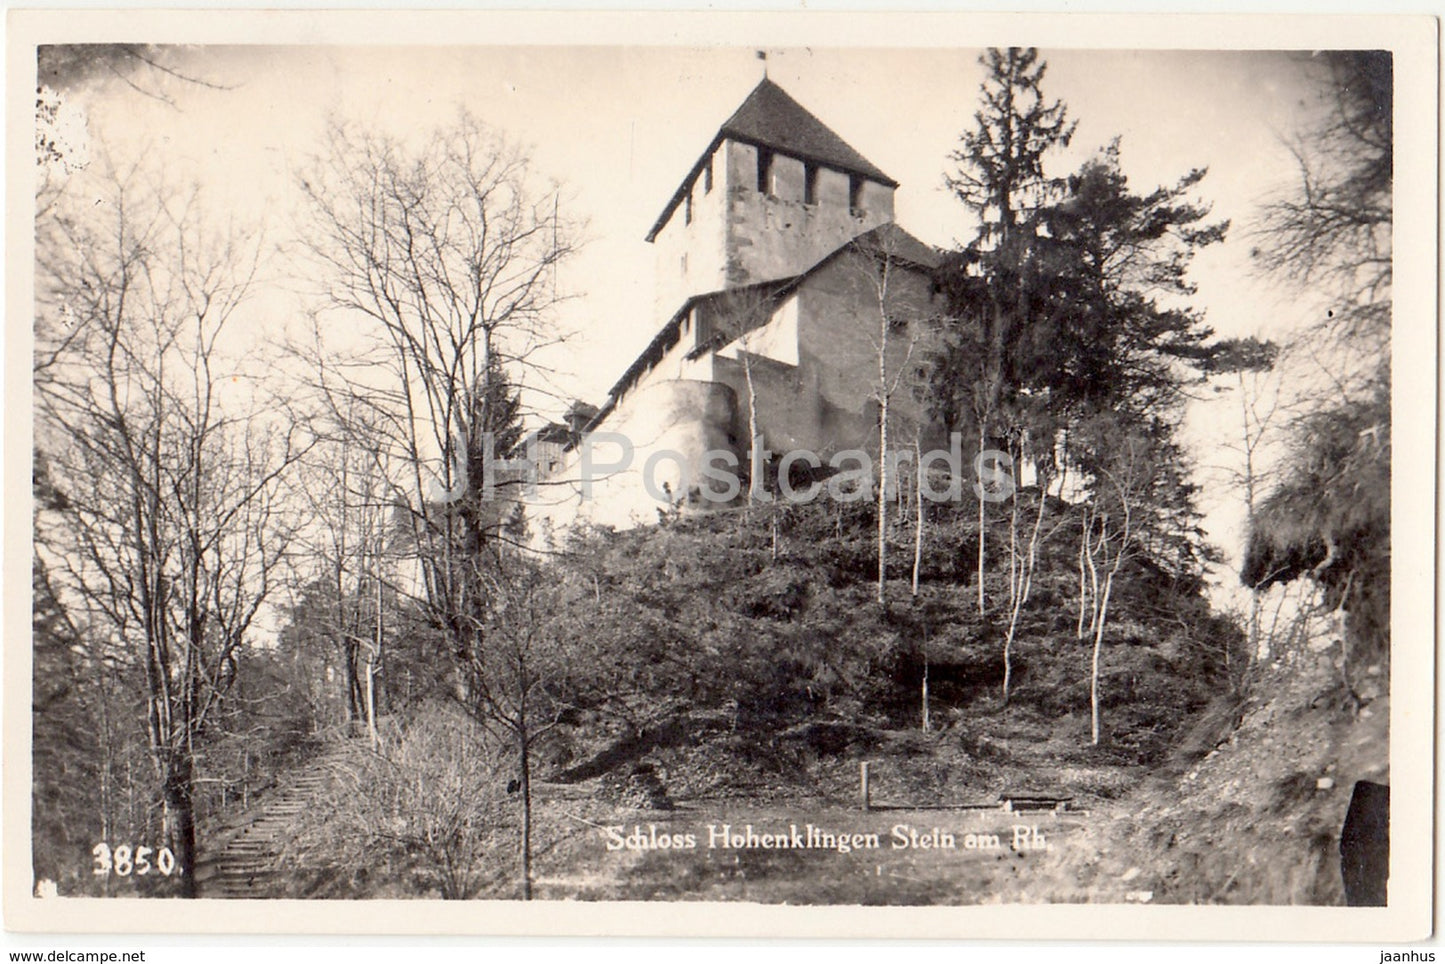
[645,78,898,324]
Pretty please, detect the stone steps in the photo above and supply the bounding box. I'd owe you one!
[195,740,365,898]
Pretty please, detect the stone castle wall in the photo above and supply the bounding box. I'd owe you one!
[711,251,942,465]
[650,138,896,327]
[722,140,894,290]
[651,149,728,326]
[527,379,742,542]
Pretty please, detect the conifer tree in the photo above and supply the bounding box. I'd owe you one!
[937,47,1075,617]
[936,48,1230,719]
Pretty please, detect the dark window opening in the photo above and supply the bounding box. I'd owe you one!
[848,175,864,216]
[804,164,818,205]
[757,148,774,195]
[703,156,713,194]
[684,191,692,226]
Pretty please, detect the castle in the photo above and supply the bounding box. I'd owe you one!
[529,77,944,534]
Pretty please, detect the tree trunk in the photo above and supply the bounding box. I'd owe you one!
[365,659,378,748]
[912,437,924,597]
[745,356,764,509]
[876,397,888,608]
[518,735,533,900]
[368,572,383,747]
[343,642,363,726]
[1090,571,1115,747]
[1083,517,1101,639]
[1076,509,1089,639]
[162,759,198,898]
[920,654,931,732]
[1003,485,1049,707]
[977,428,987,615]
[1089,495,1131,747]
[875,256,892,611]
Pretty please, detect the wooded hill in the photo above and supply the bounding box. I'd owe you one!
[527,493,1245,797]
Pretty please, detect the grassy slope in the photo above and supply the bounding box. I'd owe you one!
[274,495,1380,905]
[524,500,1381,905]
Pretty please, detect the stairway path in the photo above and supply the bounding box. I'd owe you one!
[195,739,365,899]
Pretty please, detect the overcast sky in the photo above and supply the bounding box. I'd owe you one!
[46,43,1342,598]
[54,45,1324,386]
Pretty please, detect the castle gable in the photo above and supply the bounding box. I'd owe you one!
[717,78,896,189]
[604,224,938,420]
[646,78,896,244]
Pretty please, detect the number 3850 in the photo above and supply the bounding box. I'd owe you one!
[92,842,178,877]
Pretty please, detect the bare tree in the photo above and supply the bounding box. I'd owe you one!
[855,228,925,609]
[34,160,306,893]
[297,111,574,567]
[1075,429,1150,746]
[290,408,396,742]
[460,561,578,900]
[1253,52,1390,392]
[1204,336,1283,676]
[297,113,576,898]
[708,285,783,513]
[1000,455,1054,707]
[1244,51,1392,681]
[910,436,931,731]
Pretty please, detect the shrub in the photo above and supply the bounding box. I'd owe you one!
[291,706,512,899]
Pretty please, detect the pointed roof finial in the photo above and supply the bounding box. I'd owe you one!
[757,49,768,78]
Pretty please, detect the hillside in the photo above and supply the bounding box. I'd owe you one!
[979,646,1388,905]
[535,490,1243,798]
[233,488,1393,906]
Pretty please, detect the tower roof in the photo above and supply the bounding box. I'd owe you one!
[718,78,896,186]
[646,78,898,242]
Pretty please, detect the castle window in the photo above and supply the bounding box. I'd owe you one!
[804,164,818,205]
[703,155,713,194]
[684,190,693,225]
[848,175,864,216]
[757,148,774,195]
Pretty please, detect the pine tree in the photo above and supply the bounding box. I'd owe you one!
[936,48,1230,721]
[937,47,1075,617]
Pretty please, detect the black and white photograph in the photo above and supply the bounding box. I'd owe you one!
[7,9,1435,941]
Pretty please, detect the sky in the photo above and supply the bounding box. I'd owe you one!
[52,45,1324,386]
[43,43,1339,600]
